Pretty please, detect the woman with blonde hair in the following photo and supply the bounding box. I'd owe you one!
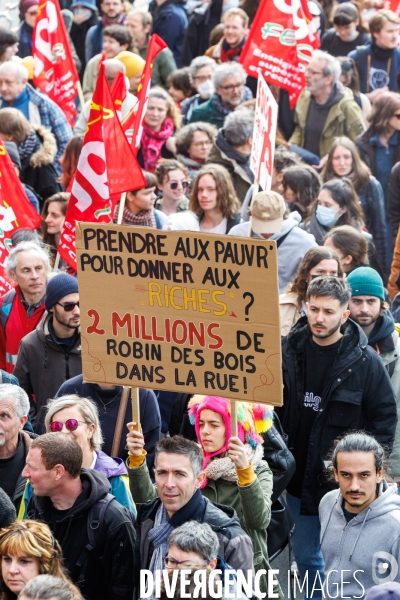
[0,520,81,600]
[139,87,182,172]
[189,164,240,233]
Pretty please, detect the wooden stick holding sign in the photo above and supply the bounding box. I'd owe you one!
[231,401,238,438]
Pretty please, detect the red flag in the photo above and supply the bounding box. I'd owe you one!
[32,0,80,126]
[0,140,42,288]
[58,64,146,270]
[239,0,320,107]
[110,71,127,116]
[121,34,167,151]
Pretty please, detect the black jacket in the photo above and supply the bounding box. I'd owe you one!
[26,468,136,600]
[276,317,397,515]
[12,431,37,511]
[181,0,223,66]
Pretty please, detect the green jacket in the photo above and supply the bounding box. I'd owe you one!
[289,87,365,158]
[202,460,282,598]
[188,97,225,129]
[139,44,177,90]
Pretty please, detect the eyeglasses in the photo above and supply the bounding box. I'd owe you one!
[50,419,86,432]
[218,82,244,91]
[191,140,212,148]
[56,301,79,312]
[162,556,209,568]
[168,181,189,190]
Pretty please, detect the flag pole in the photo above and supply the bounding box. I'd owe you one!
[76,81,85,110]
[54,252,60,271]
[117,192,127,225]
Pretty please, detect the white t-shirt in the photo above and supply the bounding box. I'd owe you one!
[200,218,227,234]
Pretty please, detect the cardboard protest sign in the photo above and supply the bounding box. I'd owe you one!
[250,76,278,192]
[76,224,283,406]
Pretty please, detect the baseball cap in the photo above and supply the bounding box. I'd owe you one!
[250,191,286,234]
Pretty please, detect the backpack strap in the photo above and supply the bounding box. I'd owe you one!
[111,387,130,457]
[354,45,368,91]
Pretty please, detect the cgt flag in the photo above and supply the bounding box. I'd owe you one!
[0,141,42,293]
[58,64,146,270]
[239,0,319,107]
[33,0,80,126]
[121,34,167,150]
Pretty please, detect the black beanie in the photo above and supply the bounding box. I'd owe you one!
[45,273,78,311]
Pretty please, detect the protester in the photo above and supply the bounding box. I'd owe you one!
[69,0,99,79]
[302,178,365,245]
[125,10,177,90]
[270,146,301,195]
[229,191,317,293]
[320,432,400,598]
[279,246,342,337]
[14,273,81,433]
[0,108,62,205]
[82,25,133,100]
[17,0,38,58]
[126,434,254,580]
[0,63,72,172]
[155,159,190,215]
[23,434,135,600]
[181,0,223,67]
[115,51,145,93]
[149,0,187,68]
[0,30,19,65]
[388,158,400,244]
[175,122,217,180]
[59,135,83,190]
[85,0,127,62]
[138,88,181,172]
[0,384,34,513]
[277,276,397,597]
[205,8,248,64]
[113,170,167,228]
[337,57,371,127]
[349,9,400,98]
[206,108,254,203]
[0,521,82,600]
[324,225,370,274]
[188,62,252,129]
[322,137,387,272]
[2,141,40,214]
[168,67,196,108]
[181,57,216,123]
[40,193,69,267]
[0,242,49,373]
[20,575,83,600]
[320,3,369,56]
[289,50,365,164]
[39,394,135,512]
[347,267,400,485]
[281,165,322,221]
[189,164,240,233]
[389,228,400,299]
[187,395,281,597]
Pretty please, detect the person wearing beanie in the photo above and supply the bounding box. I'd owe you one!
[14,273,82,433]
[17,0,38,59]
[115,51,145,93]
[347,266,400,485]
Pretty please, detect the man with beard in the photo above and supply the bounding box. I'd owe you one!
[14,274,81,433]
[276,276,397,599]
[347,267,400,490]
[85,0,126,62]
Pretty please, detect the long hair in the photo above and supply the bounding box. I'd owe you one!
[59,135,83,189]
[148,87,182,130]
[0,521,81,600]
[282,165,321,211]
[189,164,240,219]
[368,91,400,135]
[322,137,371,193]
[286,246,342,304]
[324,225,369,268]
[40,193,69,264]
[307,178,365,228]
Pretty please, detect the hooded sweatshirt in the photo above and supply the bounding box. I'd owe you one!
[319,480,400,598]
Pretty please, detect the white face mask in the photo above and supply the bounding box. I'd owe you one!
[197,79,215,98]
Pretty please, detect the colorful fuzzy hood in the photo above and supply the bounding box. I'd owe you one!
[188,395,274,469]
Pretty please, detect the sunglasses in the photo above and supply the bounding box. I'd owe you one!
[169,181,189,190]
[56,301,79,312]
[50,419,86,432]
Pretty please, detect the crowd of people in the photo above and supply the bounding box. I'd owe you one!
[0,0,399,598]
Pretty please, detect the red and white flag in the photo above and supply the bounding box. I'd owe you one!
[121,34,167,151]
[240,0,320,107]
[0,141,42,294]
[32,0,80,126]
[58,64,146,270]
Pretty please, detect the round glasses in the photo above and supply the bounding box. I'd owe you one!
[50,419,86,432]
[168,181,189,190]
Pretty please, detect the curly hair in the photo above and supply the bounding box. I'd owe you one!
[0,521,81,600]
[175,123,217,158]
[189,164,240,219]
[286,246,342,305]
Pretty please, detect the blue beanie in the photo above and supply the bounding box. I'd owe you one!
[45,273,79,311]
[365,582,400,600]
[346,267,385,302]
